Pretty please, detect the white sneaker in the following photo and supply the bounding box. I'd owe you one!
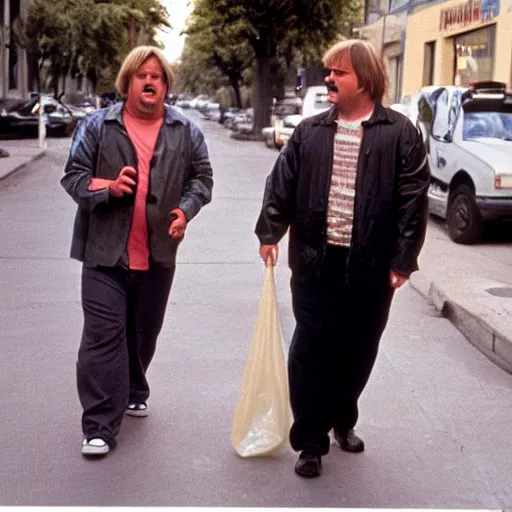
[125,403,148,417]
[82,438,109,456]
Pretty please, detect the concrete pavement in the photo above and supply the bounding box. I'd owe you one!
[1,131,511,380]
[0,139,47,180]
[409,221,512,376]
[1,121,512,507]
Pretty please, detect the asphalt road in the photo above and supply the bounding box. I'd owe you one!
[0,111,511,508]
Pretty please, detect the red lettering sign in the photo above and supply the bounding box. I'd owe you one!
[440,0,484,31]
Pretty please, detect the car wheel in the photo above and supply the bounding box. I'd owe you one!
[446,184,483,244]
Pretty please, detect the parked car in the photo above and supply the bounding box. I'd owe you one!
[59,92,97,122]
[189,94,209,109]
[418,81,512,244]
[220,107,242,129]
[200,101,222,121]
[230,108,253,132]
[196,97,214,112]
[175,94,193,109]
[390,93,420,120]
[262,96,302,148]
[0,95,76,138]
[271,86,331,149]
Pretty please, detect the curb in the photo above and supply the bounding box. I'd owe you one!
[409,271,512,375]
[0,149,47,181]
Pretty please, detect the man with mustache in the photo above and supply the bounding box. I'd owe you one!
[61,46,213,456]
[255,40,429,477]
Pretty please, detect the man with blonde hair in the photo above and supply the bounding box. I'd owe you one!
[255,39,429,477]
[62,46,213,456]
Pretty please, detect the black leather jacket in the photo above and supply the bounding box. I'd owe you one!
[255,104,430,281]
[61,103,213,268]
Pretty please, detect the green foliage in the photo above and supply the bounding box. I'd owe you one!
[18,0,171,95]
[179,0,254,107]
[179,0,362,130]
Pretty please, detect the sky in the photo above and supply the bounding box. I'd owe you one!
[156,0,194,62]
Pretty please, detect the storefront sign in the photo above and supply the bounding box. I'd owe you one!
[440,0,499,31]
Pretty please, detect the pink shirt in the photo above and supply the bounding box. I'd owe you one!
[123,109,163,270]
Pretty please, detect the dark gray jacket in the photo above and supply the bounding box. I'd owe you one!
[61,102,213,267]
[255,104,430,281]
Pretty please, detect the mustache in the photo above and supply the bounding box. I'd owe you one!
[326,81,338,92]
[143,84,156,93]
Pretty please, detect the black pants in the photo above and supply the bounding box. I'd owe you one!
[77,261,175,448]
[288,245,394,455]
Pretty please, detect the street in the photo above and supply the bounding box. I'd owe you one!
[0,111,512,508]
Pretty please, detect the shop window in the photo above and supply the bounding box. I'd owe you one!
[454,25,496,87]
[448,90,462,133]
[422,41,435,86]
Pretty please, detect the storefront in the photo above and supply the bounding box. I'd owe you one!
[402,0,511,96]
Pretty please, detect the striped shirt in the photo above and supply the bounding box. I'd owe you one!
[326,112,372,247]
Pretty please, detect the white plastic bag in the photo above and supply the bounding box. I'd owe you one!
[231,265,291,457]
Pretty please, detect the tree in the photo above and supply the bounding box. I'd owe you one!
[187,0,362,133]
[68,2,128,93]
[15,0,73,96]
[17,0,171,97]
[180,3,253,107]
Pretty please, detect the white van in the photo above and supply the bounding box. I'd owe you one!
[273,86,331,148]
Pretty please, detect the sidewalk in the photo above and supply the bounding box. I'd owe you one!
[0,139,46,180]
[1,131,511,379]
[410,223,512,375]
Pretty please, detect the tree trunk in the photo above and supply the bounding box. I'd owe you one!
[228,75,242,109]
[252,55,274,135]
[129,18,136,49]
[53,77,59,99]
[232,84,242,109]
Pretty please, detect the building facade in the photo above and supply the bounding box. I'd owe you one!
[402,0,509,95]
[355,0,409,104]
[0,0,29,101]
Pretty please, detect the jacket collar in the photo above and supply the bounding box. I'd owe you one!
[104,102,187,126]
[315,102,395,126]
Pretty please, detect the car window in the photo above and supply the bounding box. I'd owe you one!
[463,112,512,140]
[448,90,462,133]
[432,89,450,141]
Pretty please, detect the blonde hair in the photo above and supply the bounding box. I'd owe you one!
[116,45,174,99]
[322,39,388,104]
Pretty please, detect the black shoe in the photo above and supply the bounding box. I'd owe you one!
[294,450,322,478]
[334,428,365,453]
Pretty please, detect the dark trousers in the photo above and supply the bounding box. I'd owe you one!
[288,245,394,455]
[77,261,175,448]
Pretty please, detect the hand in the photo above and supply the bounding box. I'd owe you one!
[169,208,187,239]
[390,269,408,289]
[260,244,278,267]
[109,166,138,198]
